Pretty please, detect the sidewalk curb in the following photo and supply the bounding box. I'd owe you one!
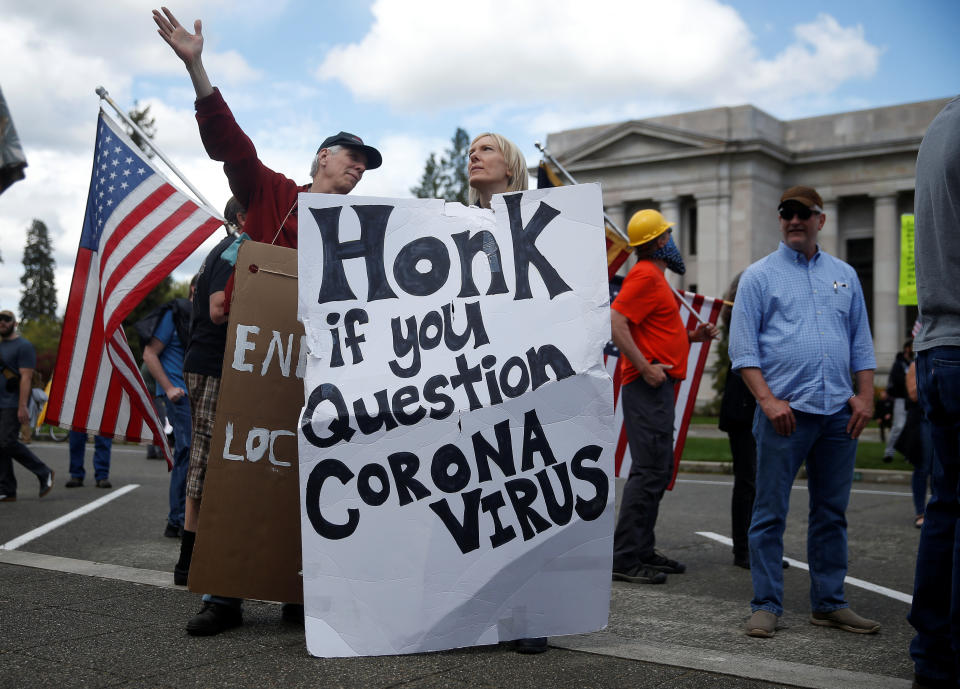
[679,461,913,485]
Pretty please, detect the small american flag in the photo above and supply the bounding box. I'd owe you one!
[45,110,222,453]
[605,278,723,488]
[537,159,631,278]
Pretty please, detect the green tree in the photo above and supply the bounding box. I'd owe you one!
[19,219,57,324]
[19,316,62,383]
[411,128,471,204]
[439,127,471,205]
[410,152,442,198]
[126,102,157,157]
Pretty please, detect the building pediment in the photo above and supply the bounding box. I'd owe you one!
[555,121,725,165]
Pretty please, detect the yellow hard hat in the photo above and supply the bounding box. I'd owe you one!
[627,209,674,246]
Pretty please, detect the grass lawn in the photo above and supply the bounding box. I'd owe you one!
[681,436,914,472]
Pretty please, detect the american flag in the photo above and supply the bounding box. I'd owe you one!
[605,278,723,488]
[537,160,631,278]
[45,110,222,453]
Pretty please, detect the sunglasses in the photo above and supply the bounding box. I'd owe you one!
[0,315,13,323]
[779,205,820,221]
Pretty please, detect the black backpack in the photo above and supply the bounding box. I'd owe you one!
[134,298,192,349]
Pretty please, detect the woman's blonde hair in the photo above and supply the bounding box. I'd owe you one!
[467,132,529,206]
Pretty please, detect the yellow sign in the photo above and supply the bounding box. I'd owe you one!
[899,214,917,305]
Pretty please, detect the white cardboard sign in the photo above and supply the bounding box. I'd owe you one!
[297,184,615,656]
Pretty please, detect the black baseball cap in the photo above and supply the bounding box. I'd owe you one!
[317,132,382,169]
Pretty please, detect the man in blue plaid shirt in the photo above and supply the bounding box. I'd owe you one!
[730,185,878,639]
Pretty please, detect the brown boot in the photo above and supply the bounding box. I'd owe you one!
[810,608,880,634]
[745,610,778,638]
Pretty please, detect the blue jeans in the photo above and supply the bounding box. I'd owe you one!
[909,346,960,685]
[749,406,856,616]
[163,395,192,528]
[912,417,933,517]
[68,430,112,481]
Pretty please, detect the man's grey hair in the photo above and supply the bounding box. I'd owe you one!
[309,145,343,179]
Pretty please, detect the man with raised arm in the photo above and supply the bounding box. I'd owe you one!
[153,7,382,636]
[152,7,382,249]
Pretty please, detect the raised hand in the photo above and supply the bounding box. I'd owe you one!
[153,7,203,66]
[152,7,213,99]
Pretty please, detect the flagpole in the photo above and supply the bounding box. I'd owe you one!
[535,141,630,244]
[534,142,729,321]
[96,86,224,221]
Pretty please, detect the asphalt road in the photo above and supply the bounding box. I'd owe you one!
[0,439,922,688]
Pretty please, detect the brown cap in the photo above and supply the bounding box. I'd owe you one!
[779,185,823,211]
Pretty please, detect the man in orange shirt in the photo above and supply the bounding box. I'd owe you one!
[610,210,716,584]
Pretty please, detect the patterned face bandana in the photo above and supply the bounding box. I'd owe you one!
[652,236,686,275]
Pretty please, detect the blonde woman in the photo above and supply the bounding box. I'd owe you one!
[467,133,528,209]
[467,132,548,654]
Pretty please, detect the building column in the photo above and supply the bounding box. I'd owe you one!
[819,198,839,256]
[690,194,729,408]
[873,194,899,370]
[692,194,729,301]
[604,202,628,233]
[657,198,682,288]
[658,198,680,227]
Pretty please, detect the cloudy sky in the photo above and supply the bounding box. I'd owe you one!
[0,0,957,315]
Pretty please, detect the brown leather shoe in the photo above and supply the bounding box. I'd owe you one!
[810,608,880,634]
[745,610,777,638]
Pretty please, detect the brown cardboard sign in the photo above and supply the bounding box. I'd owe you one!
[189,241,304,603]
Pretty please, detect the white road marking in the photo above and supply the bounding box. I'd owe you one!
[696,531,913,604]
[676,478,912,497]
[0,484,140,551]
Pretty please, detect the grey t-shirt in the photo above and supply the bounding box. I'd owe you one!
[914,95,960,351]
[0,336,36,409]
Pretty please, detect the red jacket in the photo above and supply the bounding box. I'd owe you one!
[196,88,305,249]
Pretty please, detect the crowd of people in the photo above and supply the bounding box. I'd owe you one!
[1,8,956,683]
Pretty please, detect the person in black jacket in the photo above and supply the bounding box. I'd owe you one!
[718,275,788,570]
[718,274,757,568]
[882,339,913,462]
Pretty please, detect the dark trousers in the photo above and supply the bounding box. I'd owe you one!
[0,407,51,496]
[727,425,757,560]
[909,347,960,685]
[613,377,676,571]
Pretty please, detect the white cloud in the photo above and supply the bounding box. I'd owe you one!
[729,14,881,107]
[316,0,879,112]
[0,2,264,153]
[352,133,449,198]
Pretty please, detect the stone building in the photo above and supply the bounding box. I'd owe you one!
[543,97,953,393]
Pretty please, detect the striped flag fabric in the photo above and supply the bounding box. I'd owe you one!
[537,159,631,279]
[45,110,222,454]
[605,278,723,488]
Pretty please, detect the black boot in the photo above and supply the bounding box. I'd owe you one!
[174,530,195,585]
